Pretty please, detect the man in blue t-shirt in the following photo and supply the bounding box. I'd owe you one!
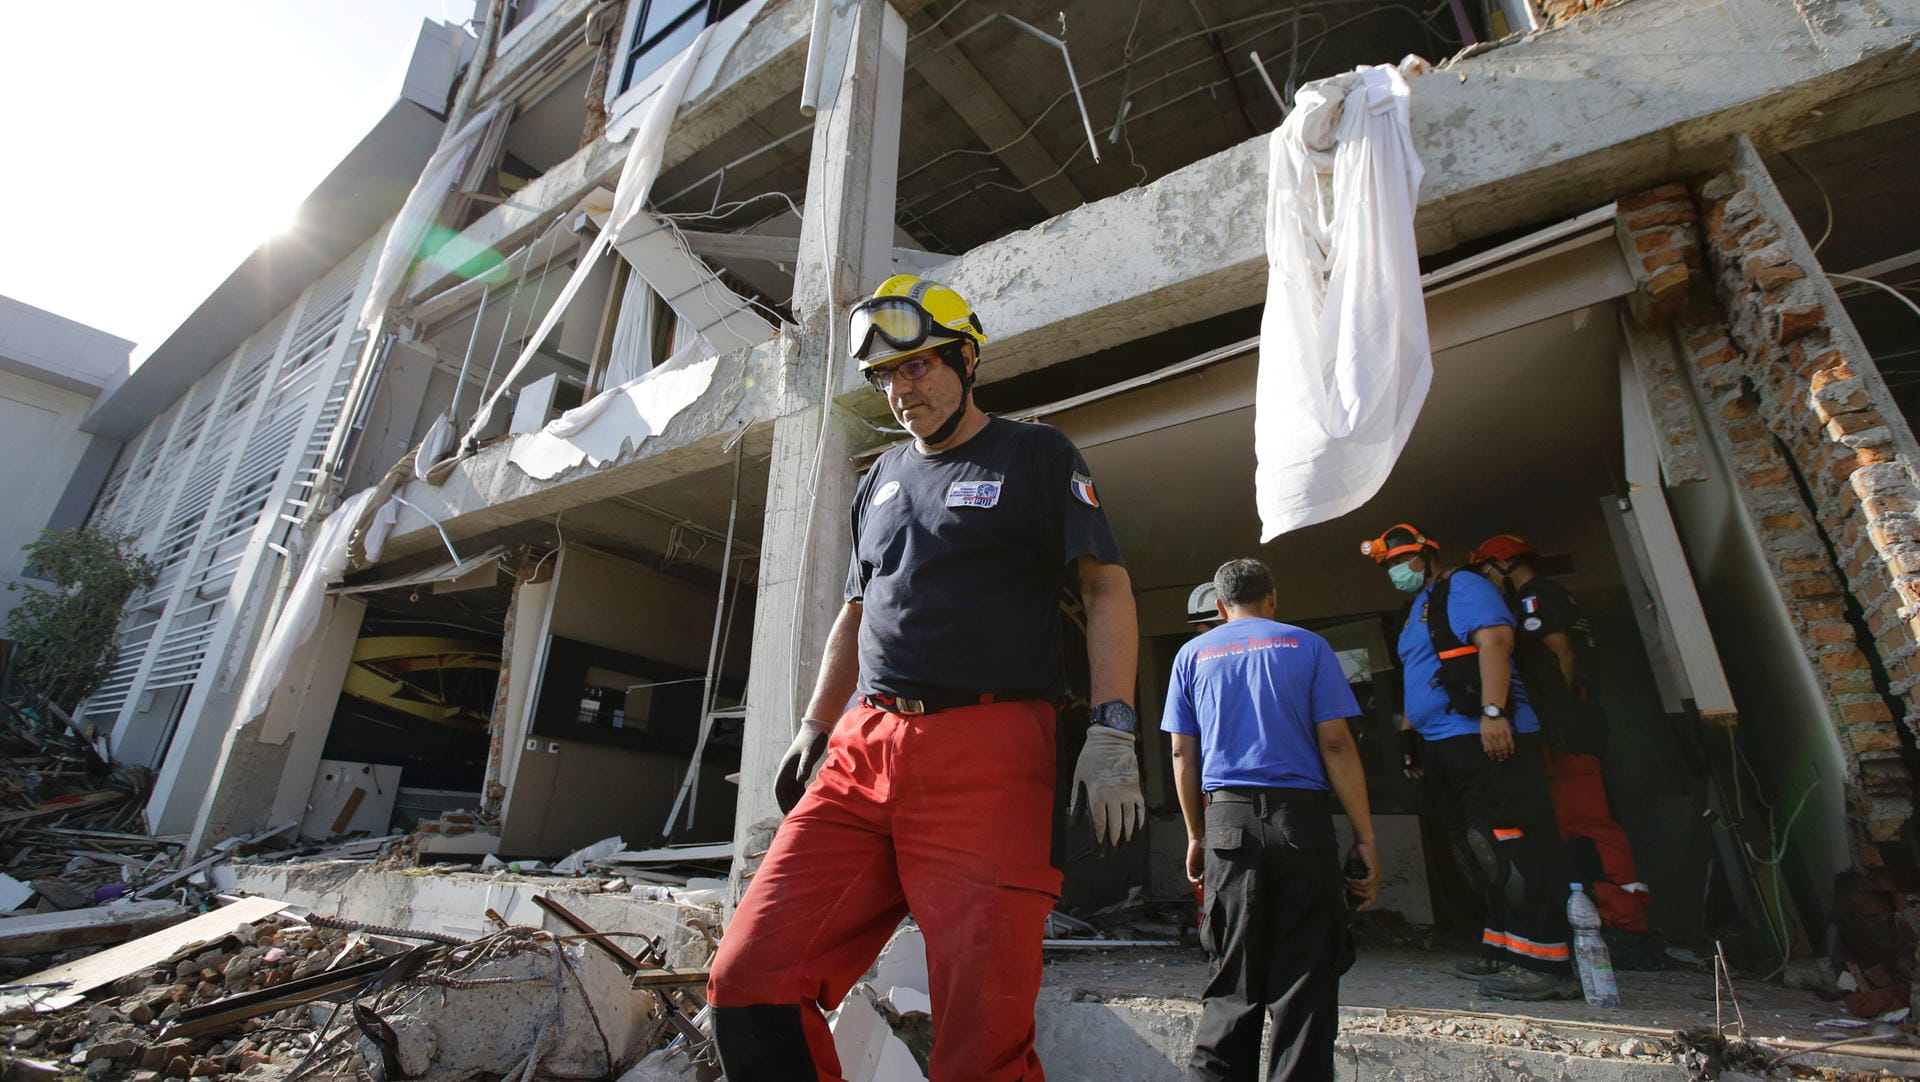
[1361,522,1576,1002]
[1163,559,1379,1081]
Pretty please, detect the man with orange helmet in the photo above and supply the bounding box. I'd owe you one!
[708,276,1141,1080]
[1468,534,1650,937]
[1361,523,1577,1001]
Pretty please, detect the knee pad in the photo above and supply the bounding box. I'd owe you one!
[712,1004,819,1081]
[1457,821,1525,911]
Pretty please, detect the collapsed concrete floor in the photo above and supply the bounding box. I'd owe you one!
[10,857,1918,1081]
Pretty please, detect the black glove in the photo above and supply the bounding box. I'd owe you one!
[1400,726,1423,774]
[774,720,832,814]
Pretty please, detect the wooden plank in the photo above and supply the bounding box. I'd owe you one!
[329,788,367,835]
[0,900,187,955]
[0,790,124,825]
[629,967,710,988]
[0,896,290,1013]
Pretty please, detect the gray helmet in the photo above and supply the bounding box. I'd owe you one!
[1186,583,1220,625]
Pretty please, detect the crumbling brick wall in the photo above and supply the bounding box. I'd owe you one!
[1615,154,1920,1006]
[1539,0,1632,28]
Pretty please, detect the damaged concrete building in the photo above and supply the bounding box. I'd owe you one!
[73,0,1920,1042]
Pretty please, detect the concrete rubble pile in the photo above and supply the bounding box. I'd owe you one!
[1,901,724,1082]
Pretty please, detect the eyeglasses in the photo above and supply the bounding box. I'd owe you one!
[865,354,938,392]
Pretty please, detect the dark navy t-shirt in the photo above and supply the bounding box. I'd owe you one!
[1160,618,1359,791]
[845,417,1124,701]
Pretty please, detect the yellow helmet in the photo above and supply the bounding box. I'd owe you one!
[848,274,988,371]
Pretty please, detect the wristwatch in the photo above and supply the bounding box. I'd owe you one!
[1481,703,1507,720]
[1089,700,1138,733]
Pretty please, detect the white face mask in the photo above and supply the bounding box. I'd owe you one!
[1388,561,1424,593]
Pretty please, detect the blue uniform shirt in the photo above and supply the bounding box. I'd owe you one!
[1161,618,1359,791]
[1398,572,1539,740]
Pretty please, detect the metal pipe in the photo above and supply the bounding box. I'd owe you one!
[1002,14,1101,166]
[664,432,744,835]
[1248,51,1287,114]
[797,0,833,116]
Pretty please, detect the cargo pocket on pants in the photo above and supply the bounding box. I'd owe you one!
[984,864,1063,1043]
[1198,825,1246,959]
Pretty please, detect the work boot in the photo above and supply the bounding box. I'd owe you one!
[1452,955,1505,980]
[1479,966,1582,1001]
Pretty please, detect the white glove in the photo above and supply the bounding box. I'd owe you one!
[1070,725,1145,846]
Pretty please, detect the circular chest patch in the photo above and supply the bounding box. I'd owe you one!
[872,480,901,506]
[1523,616,1543,632]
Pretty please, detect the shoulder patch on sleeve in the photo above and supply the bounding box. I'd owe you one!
[1070,472,1100,507]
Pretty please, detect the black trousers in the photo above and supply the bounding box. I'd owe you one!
[1190,789,1347,1082]
[1422,731,1572,973]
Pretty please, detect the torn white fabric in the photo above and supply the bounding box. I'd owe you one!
[552,835,624,876]
[357,104,505,332]
[235,488,379,727]
[506,342,719,479]
[464,25,716,447]
[1255,61,1428,541]
[605,273,663,388]
[362,497,400,562]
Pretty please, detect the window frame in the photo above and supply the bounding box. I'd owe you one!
[612,0,750,99]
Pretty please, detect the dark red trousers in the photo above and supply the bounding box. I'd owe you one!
[708,700,1060,1081]
[1543,750,1649,932]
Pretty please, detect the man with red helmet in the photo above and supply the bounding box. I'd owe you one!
[1362,523,1578,1000]
[1468,534,1651,938]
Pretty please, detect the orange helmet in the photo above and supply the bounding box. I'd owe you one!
[1467,534,1536,566]
[1360,523,1438,564]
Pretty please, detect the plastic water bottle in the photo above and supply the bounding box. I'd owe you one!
[1568,883,1620,1007]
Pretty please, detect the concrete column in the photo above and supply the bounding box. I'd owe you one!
[727,0,904,905]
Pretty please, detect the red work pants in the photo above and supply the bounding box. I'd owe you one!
[708,700,1061,1081]
[1542,750,1649,932]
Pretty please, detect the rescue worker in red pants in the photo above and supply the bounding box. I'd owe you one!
[1467,535,1651,937]
[1362,522,1579,1000]
[708,275,1143,1080]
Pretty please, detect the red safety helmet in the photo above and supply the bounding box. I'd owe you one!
[1467,534,1536,566]
[1359,523,1439,564]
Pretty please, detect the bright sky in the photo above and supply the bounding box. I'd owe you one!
[0,1,468,360]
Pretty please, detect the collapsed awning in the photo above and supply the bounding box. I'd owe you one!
[331,547,507,597]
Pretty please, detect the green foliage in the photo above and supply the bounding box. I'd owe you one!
[7,526,158,712]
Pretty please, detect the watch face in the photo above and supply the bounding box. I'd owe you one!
[1483,705,1500,717]
[1096,702,1138,731]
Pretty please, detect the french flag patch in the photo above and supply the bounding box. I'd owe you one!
[1521,595,1540,614]
[1071,472,1100,508]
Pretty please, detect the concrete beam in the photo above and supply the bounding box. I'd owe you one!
[377,341,782,562]
[938,0,1920,386]
[912,23,1086,217]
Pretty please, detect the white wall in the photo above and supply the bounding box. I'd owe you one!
[0,370,107,633]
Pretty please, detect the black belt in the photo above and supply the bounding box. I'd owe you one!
[1207,786,1329,813]
[859,691,1050,716]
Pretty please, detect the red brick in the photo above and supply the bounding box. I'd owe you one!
[1872,520,1920,547]
[1748,465,1792,487]
[1763,512,1808,530]
[1754,263,1806,291]
[1810,358,1859,393]
[1802,600,1846,621]
[1791,576,1843,599]
[1726,420,1768,443]
[1850,724,1905,754]
[1647,264,1690,297]
[1782,554,1831,574]
[1642,247,1687,272]
[1778,303,1828,343]
[1620,184,1693,212]
[1695,345,1741,370]
[1825,648,1872,673]
[1831,411,1889,438]
[1813,621,1859,646]
[1633,230,1671,252]
[1626,205,1697,231]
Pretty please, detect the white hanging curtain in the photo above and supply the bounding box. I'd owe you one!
[1254,61,1429,541]
[357,103,507,332]
[605,272,666,389]
[463,24,717,447]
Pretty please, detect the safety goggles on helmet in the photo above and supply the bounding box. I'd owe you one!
[849,295,975,368]
[1359,523,1438,564]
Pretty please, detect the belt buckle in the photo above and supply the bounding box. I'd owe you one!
[897,697,927,715]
